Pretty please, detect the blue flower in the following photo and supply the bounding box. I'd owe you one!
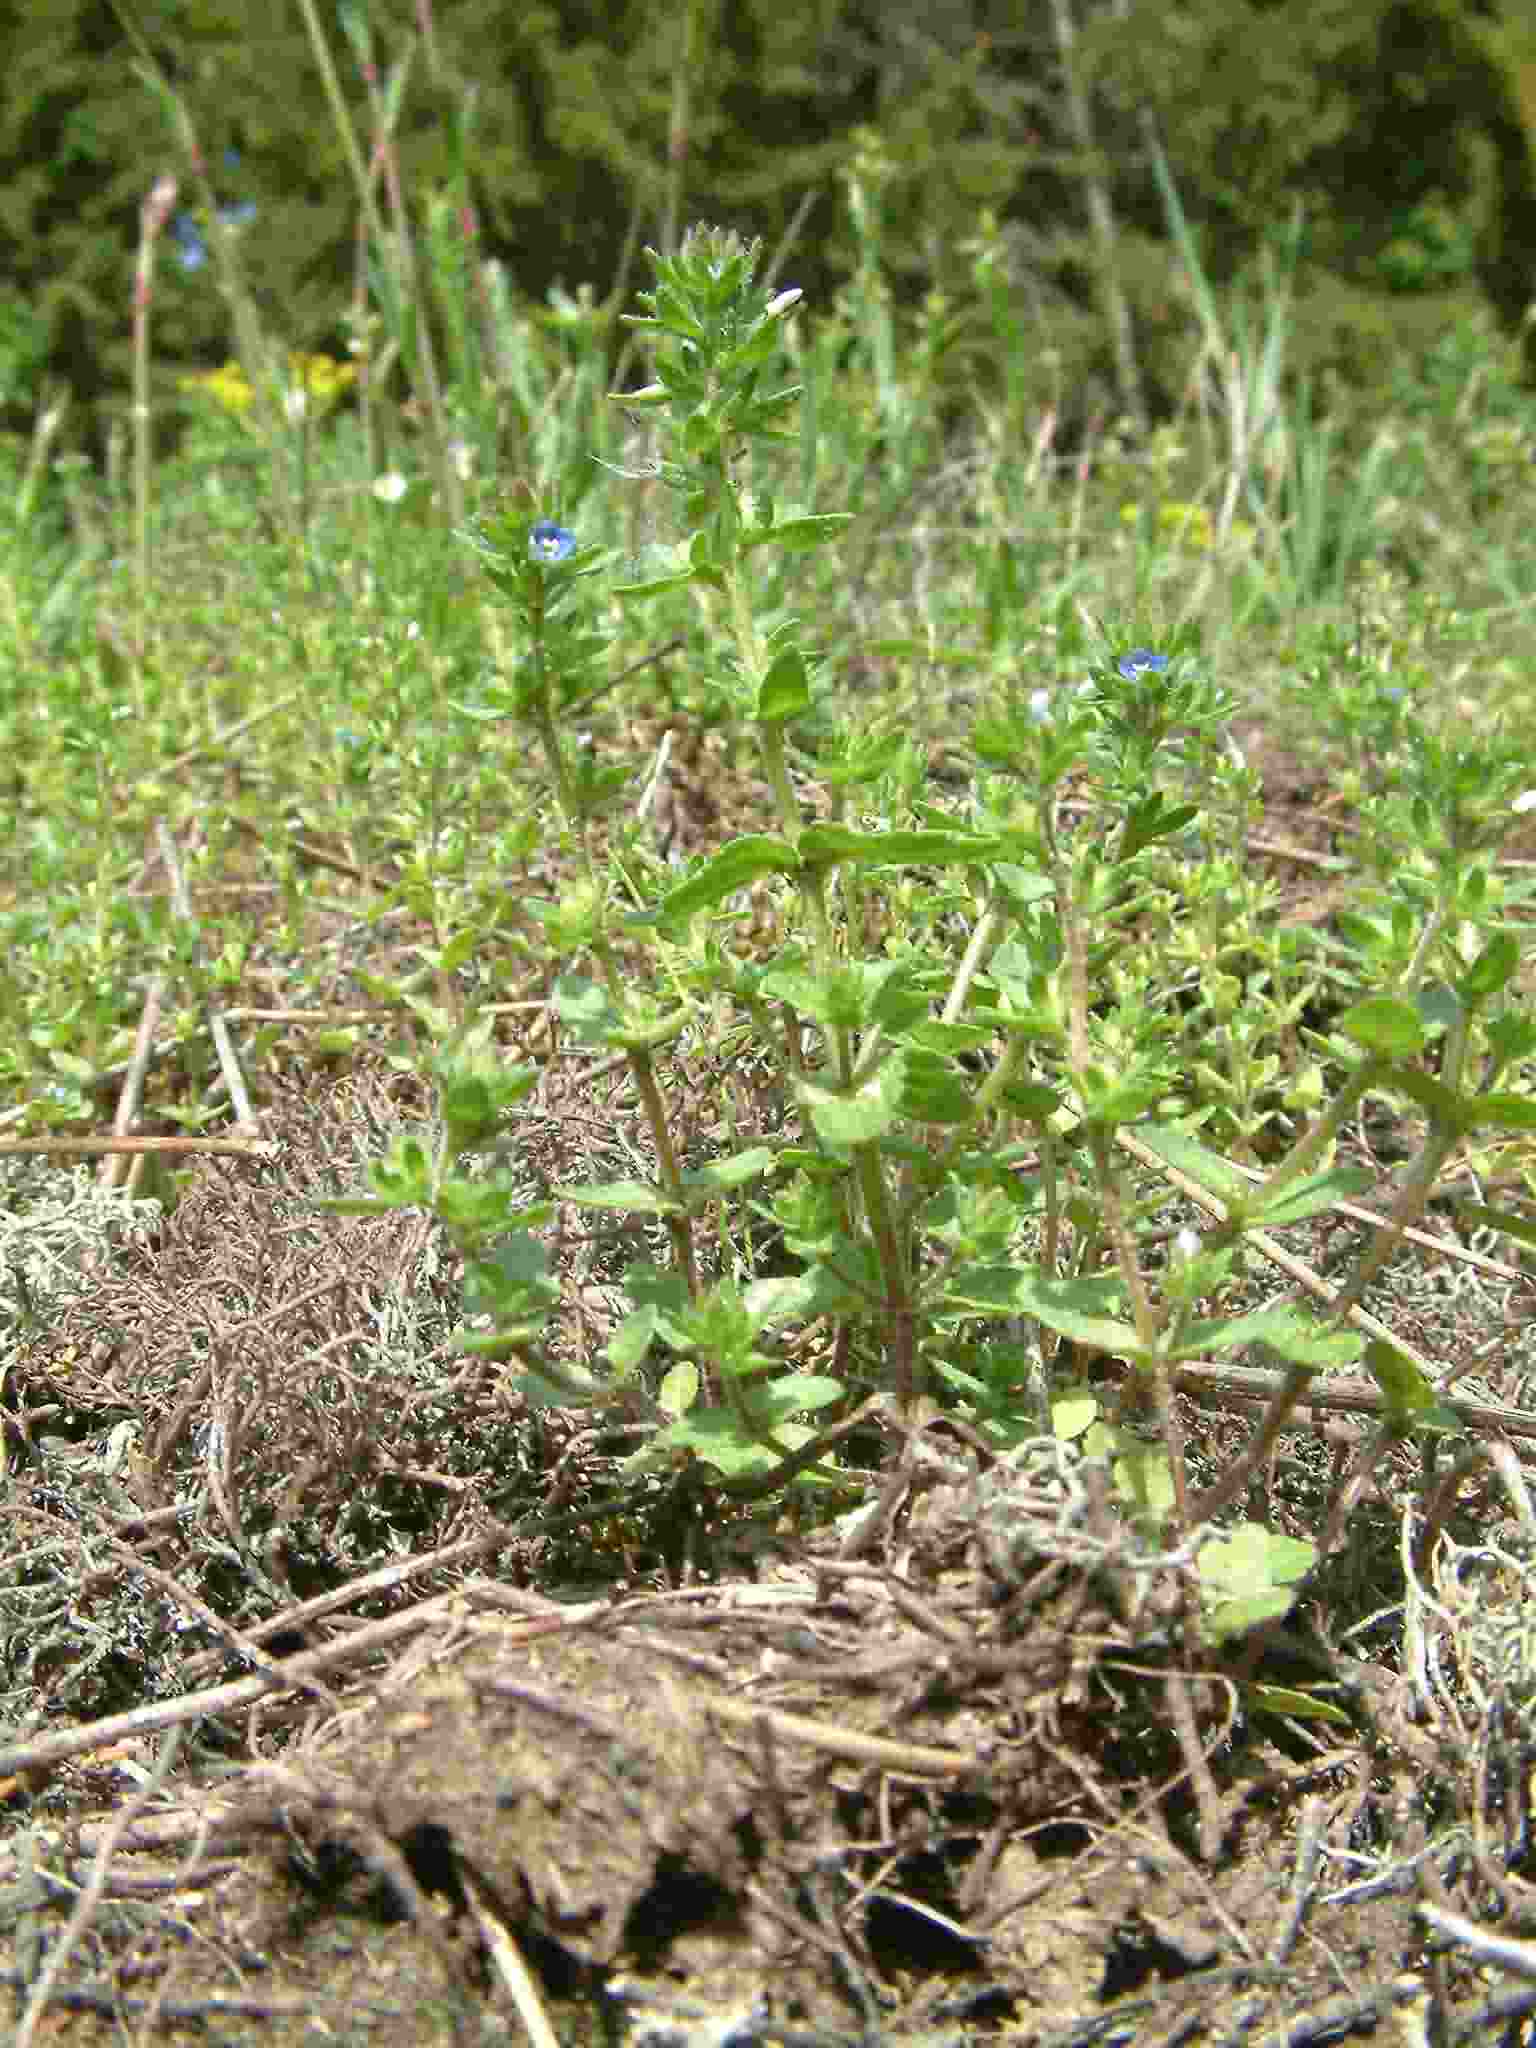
[171,197,257,272]
[529,520,576,562]
[171,214,208,270]
[1117,648,1170,681]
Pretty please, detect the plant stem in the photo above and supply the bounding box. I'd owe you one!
[132,174,176,647]
[626,1045,699,1301]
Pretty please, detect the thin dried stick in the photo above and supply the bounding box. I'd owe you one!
[1170,1359,1536,1443]
[100,963,166,1191]
[157,820,258,1130]
[131,173,178,643]
[1163,1668,1226,1863]
[460,1861,561,2048]
[0,1573,609,1781]
[1419,1901,1536,1983]
[218,1006,396,1024]
[0,1983,403,2023]
[705,1695,977,1777]
[179,1522,522,1682]
[165,686,304,776]
[0,1589,468,1779]
[229,811,373,881]
[0,1136,277,1159]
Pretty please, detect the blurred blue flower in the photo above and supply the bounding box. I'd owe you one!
[529,520,576,562]
[1117,649,1170,681]
[171,196,257,272]
[171,214,208,270]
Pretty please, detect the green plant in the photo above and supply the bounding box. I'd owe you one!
[327,225,1536,1650]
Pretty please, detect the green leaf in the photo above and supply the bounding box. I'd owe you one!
[1078,1070,1167,1128]
[737,390,804,437]
[1182,1307,1360,1368]
[1363,1338,1452,1428]
[756,644,811,723]
[608,1305,661,1373]
[743,1273,824,1322]
[1337,994,1425,1058]
[682,1147,778,1193]
[654,836,801,922]
[753,1373,844,1423]
[1204,1590,1306,1641]
[718,325,782,374]
[904,1019,998,1055]
[898,1048,975,1124]
[1120,796,1200,860]
[1388,1069,1471,1125]
[1198,1522,1317,1644]
[1457,1201,1536,1250]
[553,973,621,1046]
[945,1267,1142,1353]
[1113,1446,1175,1521]
[798,1057,905,1146]
[741,513,852,552]
[799,824,1002,868]
[1052,1390,1101,1440]
[1243,1683,1352,1727]
[462,1234,559,1319]
[504,1357,607,1408]
[687,530,724,587]
[312,1028,362,1057]
[1469,1091,1536,1133]
[1135,1123,1253,1204]
[657,1361,700,1417]
[612,570,699,599]
[553,1178,682,1215]
[649,1409,814,1478]
[1458,930,1520,1003]
[1001,1078,1063,1119]
[1251,1166,1376,1226]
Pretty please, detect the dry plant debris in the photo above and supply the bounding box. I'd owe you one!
[0,1054,1533,2041]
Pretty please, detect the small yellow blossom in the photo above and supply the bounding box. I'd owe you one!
[179,351,357,424]
[1119,499,1255,552]
[179,359,256,415]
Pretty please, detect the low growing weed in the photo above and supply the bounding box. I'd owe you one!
[331,226,1536,1655]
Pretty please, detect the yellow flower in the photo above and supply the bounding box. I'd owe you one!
[1118,499,1253,553]
[178,351,357,426]
[287,351,357,409]
[179,359,256,416]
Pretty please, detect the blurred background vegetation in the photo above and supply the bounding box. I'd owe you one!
[4,0,1536,463]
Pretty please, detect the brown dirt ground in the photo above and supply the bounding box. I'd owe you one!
[2,724,1536,2045]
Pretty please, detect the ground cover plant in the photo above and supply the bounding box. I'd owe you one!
[2,24,1536,2045]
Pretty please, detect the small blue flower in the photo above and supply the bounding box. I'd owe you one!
[1117,648,1170,681]
[171,214,208,271]
[171,197,257,272]
[529,520,576,563]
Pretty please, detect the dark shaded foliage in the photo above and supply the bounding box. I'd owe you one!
[0,0,1532,453]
